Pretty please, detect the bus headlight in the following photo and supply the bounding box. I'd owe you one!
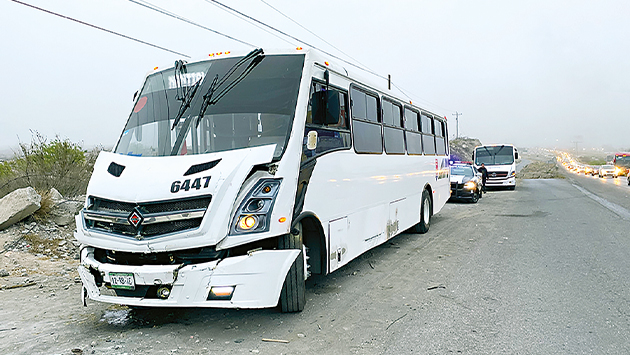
[230,179,282,235]
[510,171,516,177]
[238,215,258,230]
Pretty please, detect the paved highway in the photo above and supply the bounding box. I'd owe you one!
[3,164,630,354]
[383,173,630,354]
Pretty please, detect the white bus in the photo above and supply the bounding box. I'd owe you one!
[75,48,450,312]
[473,144,519,190]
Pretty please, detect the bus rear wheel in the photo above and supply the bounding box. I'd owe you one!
[278,224,306,313]
[411,189,432,234]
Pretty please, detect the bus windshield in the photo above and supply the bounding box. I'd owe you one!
[614,155,630,168]
[115,54,305,159]
[475,146,515,165]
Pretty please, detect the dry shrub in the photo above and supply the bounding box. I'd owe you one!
[0,132,101,198]
[33,189,54,222]
[22,233,68,260]
[517,161,565,179]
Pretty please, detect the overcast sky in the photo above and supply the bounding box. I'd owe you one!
[1,0,629,153]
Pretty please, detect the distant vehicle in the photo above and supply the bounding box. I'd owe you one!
[449,164,482,203]
[576,165,585,174]
[613,153,630,176]
[599,165,617,178]
[472,144,518,190]
[584,165,595,175]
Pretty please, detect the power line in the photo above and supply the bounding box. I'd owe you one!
[10,0,190,58]
[202,0,298,47]
[205,0,452,112]
[258,0,370,70]
[206,1,387,79]
[127,0,257,48]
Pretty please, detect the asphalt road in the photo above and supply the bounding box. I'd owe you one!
[3,169,630,354]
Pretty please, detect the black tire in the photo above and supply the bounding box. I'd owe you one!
[470,190,479,203]
[278,224,306,313]
[410,189,432,234]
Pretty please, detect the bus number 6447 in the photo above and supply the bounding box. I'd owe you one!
[171,176,211,193]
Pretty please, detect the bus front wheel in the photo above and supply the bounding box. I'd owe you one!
[411,189,432,234]
[278,225,306,313]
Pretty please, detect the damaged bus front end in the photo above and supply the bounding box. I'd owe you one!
[75,49,309,311]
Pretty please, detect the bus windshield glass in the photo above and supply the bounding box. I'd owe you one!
[614,155,630,168]
[115,54,305,159]
[475,146,515,165]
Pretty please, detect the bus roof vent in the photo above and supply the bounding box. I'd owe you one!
[107,162,125,177]
[184,159,222,176]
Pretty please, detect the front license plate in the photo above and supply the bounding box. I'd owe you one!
[109,272,135,290]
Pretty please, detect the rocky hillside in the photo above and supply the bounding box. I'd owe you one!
[449,137,482,162]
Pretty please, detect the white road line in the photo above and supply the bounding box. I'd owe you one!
[572,184,630,221]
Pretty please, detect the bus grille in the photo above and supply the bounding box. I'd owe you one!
[488,171,508,178]
[83,195,211,239]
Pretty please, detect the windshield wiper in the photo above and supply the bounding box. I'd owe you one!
[197,48,265,122]
[169,49,265,156]
[494,145,507,156]
[171,60,203,130]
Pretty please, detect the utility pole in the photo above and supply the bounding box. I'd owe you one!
[452,112,462,139]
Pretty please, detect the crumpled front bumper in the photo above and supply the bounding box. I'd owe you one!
[78,247,300,309]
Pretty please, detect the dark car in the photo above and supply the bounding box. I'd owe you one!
[449,164,482,203]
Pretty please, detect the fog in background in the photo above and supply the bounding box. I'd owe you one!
[1,0,629,154]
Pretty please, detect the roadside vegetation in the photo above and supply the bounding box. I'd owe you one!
[0,132,101,199]
[517,161,565,179]
[576,155,607,165]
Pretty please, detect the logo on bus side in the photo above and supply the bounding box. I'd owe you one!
[171,176,211,193]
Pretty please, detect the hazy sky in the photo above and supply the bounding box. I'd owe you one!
[1,0,629,152]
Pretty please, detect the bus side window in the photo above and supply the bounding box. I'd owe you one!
[420,113,436,155]
[404,107,422,155]
[304,82,351,160]
[383,99,405,155]
[435,119,446,155]
[351,87,383,154]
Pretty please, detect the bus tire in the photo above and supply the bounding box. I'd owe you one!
[278,226,306,313]
[411,189,432,234]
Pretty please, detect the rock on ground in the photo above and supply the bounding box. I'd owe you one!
[0,187,41,230]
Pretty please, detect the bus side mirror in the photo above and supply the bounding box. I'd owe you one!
[311,91,340,125]
[515,152,519,159]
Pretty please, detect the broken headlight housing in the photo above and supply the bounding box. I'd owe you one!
[230,178,282,235]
